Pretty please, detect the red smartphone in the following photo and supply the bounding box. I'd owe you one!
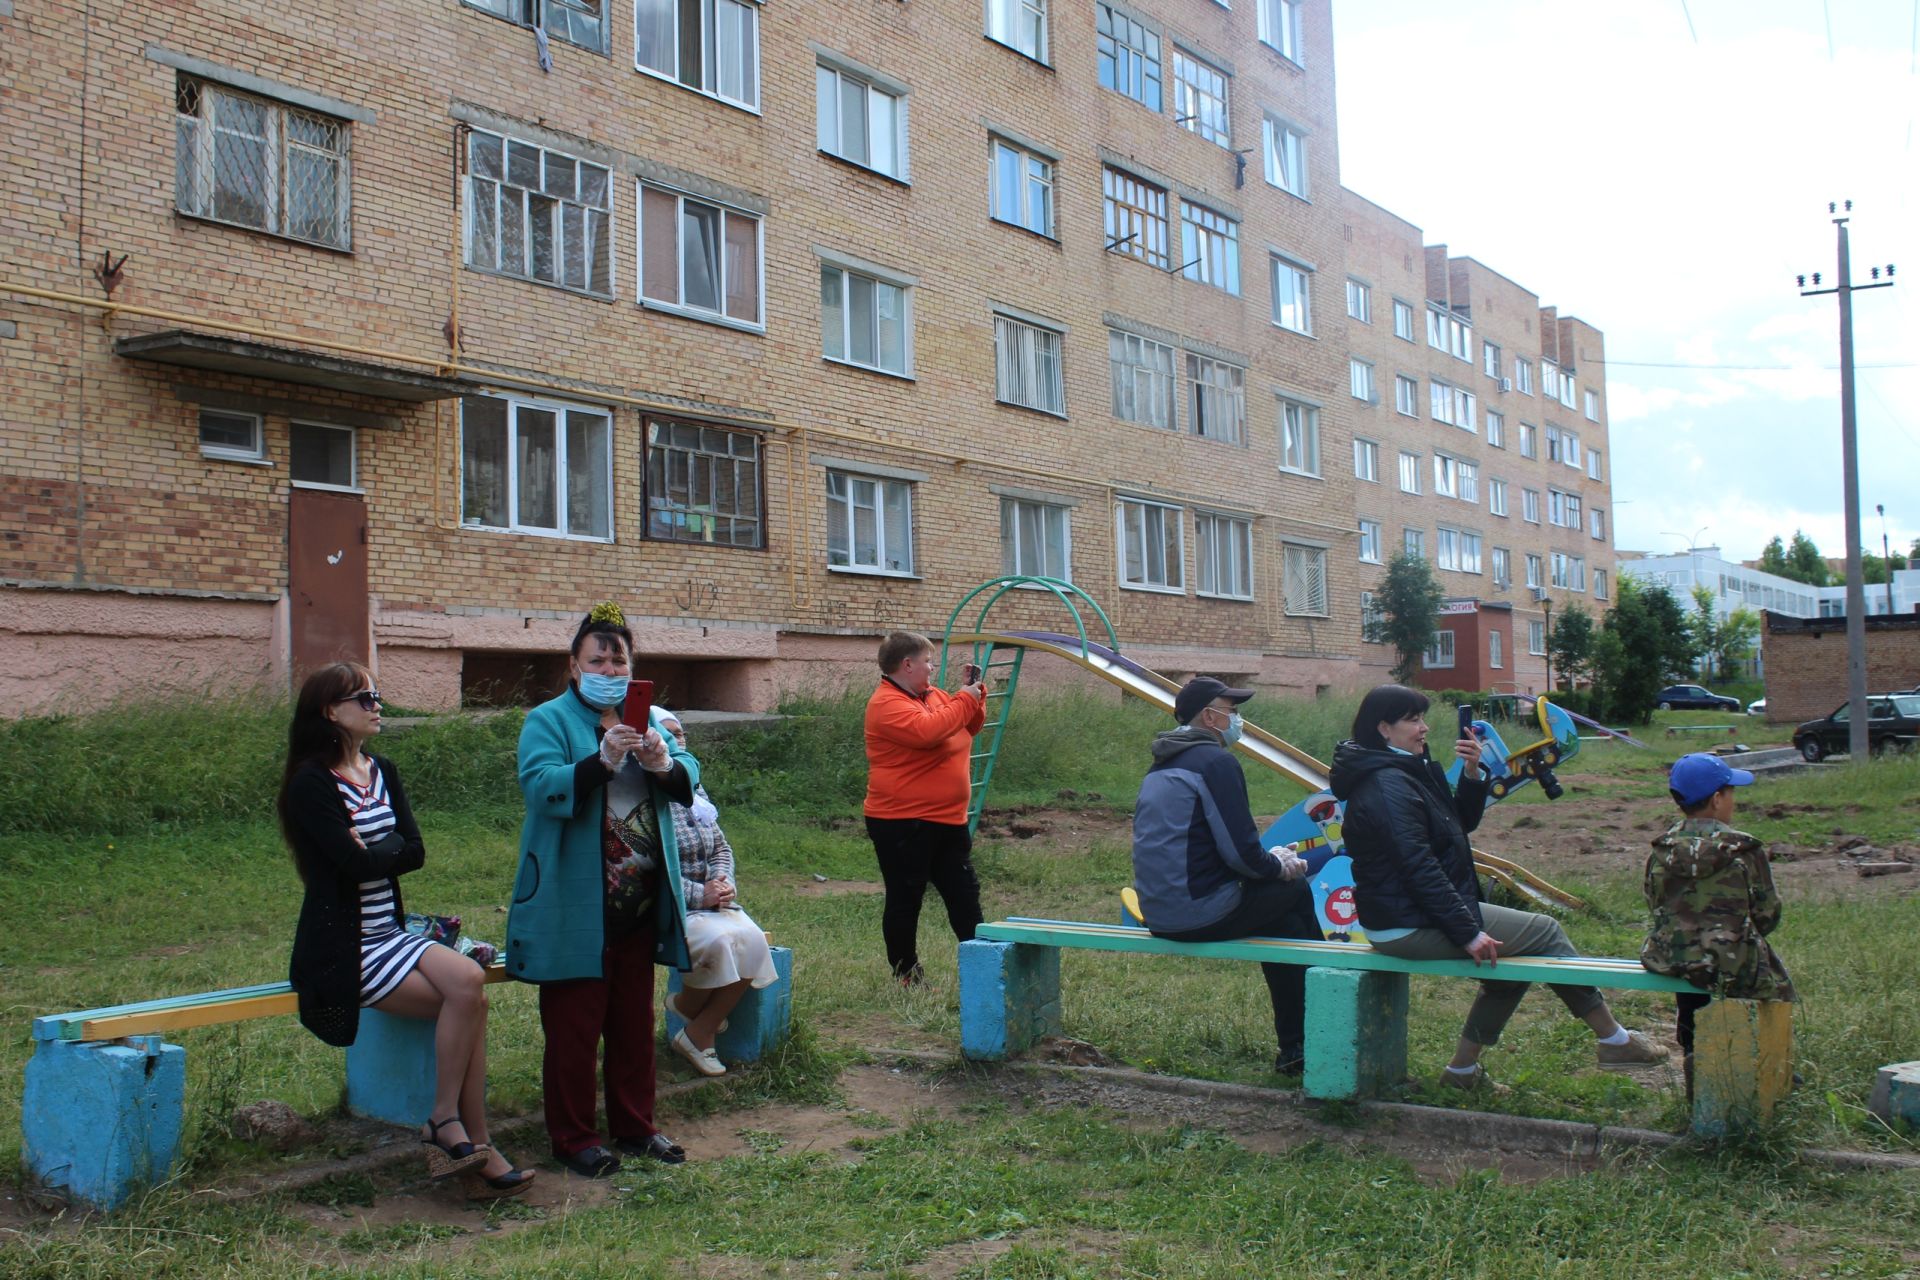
[621,679,656,733]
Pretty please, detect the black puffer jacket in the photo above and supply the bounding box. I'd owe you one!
[1328,741,1490,946]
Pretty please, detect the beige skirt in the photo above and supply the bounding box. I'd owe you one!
[682,906,778,989]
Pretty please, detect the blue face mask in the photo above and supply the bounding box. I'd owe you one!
[576,671,630,709]
[1220,712,1244,746]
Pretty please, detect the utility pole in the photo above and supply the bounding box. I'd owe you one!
[1878,504,1894,618]
[1799,203,1895,761]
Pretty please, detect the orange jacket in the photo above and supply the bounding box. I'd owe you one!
[863,678,986,824]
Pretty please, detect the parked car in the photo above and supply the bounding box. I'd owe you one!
[1655,684,1743,712]
[1747,698,1767,716]
[1791,694,1920,761]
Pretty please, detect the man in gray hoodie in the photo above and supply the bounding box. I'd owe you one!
[1131,677,1321,1073]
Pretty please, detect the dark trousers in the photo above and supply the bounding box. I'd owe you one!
[537,926,658,1158]
[866,816,984,977]
[1675,989,1713,1056]
[1156,878,1320,1056]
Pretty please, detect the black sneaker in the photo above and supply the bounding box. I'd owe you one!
[1274,1049,1305,1076]
[894,963,926,988]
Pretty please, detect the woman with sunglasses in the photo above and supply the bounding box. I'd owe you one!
[280,662,533,1200]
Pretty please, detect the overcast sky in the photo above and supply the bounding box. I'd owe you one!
[1332,0,1920,567]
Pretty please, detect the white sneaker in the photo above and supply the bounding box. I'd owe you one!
[671,1029,727,1077]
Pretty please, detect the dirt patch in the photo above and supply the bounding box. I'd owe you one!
[791,878,884,897]
[975,807,1132,849]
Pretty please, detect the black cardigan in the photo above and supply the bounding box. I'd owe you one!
[286,755,426,1047]
[1328,741,1491,947]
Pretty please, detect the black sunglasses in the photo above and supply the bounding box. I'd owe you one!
[336,689,381,712]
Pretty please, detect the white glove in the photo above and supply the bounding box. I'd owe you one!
[1276,852,1309,881]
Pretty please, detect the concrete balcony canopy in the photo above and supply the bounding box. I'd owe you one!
[115,330,467,403]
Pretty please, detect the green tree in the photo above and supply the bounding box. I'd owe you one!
[1757,536,1791,577]
[1362,551,1444,685]
[1712,607,1762,681]
[1546,602,1595,689]
[1594,577,1693,722]
[1785,530,1830,586]
[1688,585,1720,675]
[1863,552,1908,584]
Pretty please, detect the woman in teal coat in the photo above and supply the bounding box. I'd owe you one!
[505,602,697,1177]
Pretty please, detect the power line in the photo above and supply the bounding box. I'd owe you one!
[1679,0,1698,43]
[1595,358,1917,371]
[1823,0,1836,61]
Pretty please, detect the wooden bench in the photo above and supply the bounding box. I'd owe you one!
[958,919,1791,1138]
[24,949,794,1212]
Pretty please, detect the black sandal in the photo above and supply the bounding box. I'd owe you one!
[462,1146,538,1201]
[554,1144,621,1178]
[421,1116,489,1180]
[614,1133,686,1165]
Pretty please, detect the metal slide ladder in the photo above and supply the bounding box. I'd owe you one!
[938,576,1121,837]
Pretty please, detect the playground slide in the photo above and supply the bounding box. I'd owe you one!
[945,628,1580,918]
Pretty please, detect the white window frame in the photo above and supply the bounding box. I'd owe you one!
[1486,410,1505,449]
[1528,619,1547,655]
[464,0,609,53]
[1435,526,1461,571]
[1116,496,1185,593]
[989,135,1055,237]
[1282,541,1328,616]
[1350,358,1375,403]
[1180,202,1241,295]
[1269,253,1313,334]
[1195,511,1254,600]
[1525,553,1542,590]
[1457,460,1479,504]
[1514,357,1534,396]
[1392,298,1415,342]
[994,311,1067,416]
[986,0,1048,63]
[634,0,761,111]
[637,180,763,329]
[1595,568,1609,600]
[1422,629,1455,670]
[827,468,915,575]
[820,254,914,377]
[1432,453,1460,500]
[1483,339,1501,380]
[1188,354,1246,445]
[466,129,613,297]
[1588,449,1603,481]
[815,59,909,181]
[1460,529,1482,573]
[1261,114,1308,198]
[1558,368,1578,410]
[289,420,359,492]
[1404,527,1425,558]
[1398,450,1421,495]
[1109,329,1177,429]
[1394,375,1417,416]
[175,77,354,251]
[1522,488,1540,524]
[1591,508,1606,541]
[1001,496,1071,580]
[458,393,614,541]
[1518,422,1538,459]
[1346,278,1371,323]
[1489,629,1504,669]
[1172,48,1230,147]
[1358,518,1382,564]
[1584,388,1599,421]
[1353,437,1379,483]
[1257,0,1303,63]
[1491,546,1511,587]
[1488,477,1508,517]
[1276,396,1320,476]
[198,408,266,463]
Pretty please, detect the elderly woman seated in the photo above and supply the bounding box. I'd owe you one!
[651,707,780,1077]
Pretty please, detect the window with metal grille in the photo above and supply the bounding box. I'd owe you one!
[1172,49,1229,146]
[1282,542,1327,616]
[463,0,606,52]
[1188,354,1245,444]
[1116,497,1184,591]
[460,394,612,540]
[467,130,611,295]
[994,314,1066,415]
[1002,498,1070,579]
[1109,330,1176,429]
[827,470,913,573]
[1096,4,1162,111]
[645,419,762,546]
[1180,203,1240,294]
[175,78,351,249]
[635,0,759,108]
[1103,166,1168,267]
[1195,512,1253,599]
[639,183,761,326]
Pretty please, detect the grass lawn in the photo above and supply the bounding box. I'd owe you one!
[2,689,1917,1276]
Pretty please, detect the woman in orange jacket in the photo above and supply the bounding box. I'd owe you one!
[862,630,989,985]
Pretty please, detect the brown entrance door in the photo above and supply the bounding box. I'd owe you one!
[288,488,370,684]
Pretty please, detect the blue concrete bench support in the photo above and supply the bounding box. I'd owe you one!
[664,945,796,1067]
[958,939,1062,1060]
[23,1035,186,1213]
[1302,967,1408,1101]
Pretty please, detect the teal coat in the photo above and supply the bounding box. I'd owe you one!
[505,689,699,983]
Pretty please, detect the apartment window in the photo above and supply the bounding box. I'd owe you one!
[1435,526,1460,571]
[994,313,1066,415]
[1346,279,1372,323]
[645,419,763,546]
[990,137,1054,236]
[1548,487,1581,528]
[639,183,761,325]
[1525,553,1542,589]
[816,61,907,180]
[1457,460,1479,503]
[827,470,913,573]
[1188,354,1246,444]
[1584,389,1599,421]
[1180,203,1241,294]
[1594,569,1609,600]
[1257,0,1303,62]
[1103,166,1170,268]
[1109,329,1176,429]
[1002,497,1070,580]
[1558,369,1577,409]
[1486,410,1505,449]
[464,0,605,51]
[175,78,352,250]
[1398,450,1421,494]
[1116,497,1184,592]
[1521,488,1540,524]
[1172,49,1229,146]
[1432,454,1459,500]
[1404,527,1426,558]
[1564,431,1583,470]
[1277,397,1319,475]
[821,261,911,376]
[1096,4,1162,112]
[1541,364,1560,403]
[1483,339,1502,380]
[1422,629,1455,670]
[290,422,356,489]
[1588,449,1603,481]
[1488,477,1508,517]
[1460,530,1483,573]
[1195,512,1253,599]
[1261,116,1307,198]
[1358,518,1382,564]
[1360,591,1383,636]
[1552,551,1587,592]
[1489,629,1504,669]
[1590,508,1606,540]
[1392,299,1415,341]
[1518,422,1538,458]
[199,409,264,462]
[1491,546,1511,587]
[1429,381,1476,431]
[1528,619,1546,655]
[1350,359,1375,403]
[986,0,1048,62]
[1353,437,1379,482]
[1269,254,1313,334]
[460,394,612,540]
[1546,425,1565,464]
[635,0,759,109]
[1391,379,1421,422]
[1426,308,1471,361]
[468,130,611,295]
[1514,357,1533,395]
[1282,542,1328,615]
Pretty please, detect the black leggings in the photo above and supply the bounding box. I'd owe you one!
[1676,990,1713,1055]
[866,816,984,977]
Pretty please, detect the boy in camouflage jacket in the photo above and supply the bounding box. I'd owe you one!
[1642,753,1796,1092]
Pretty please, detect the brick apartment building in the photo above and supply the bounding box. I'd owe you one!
[1,0,1613,714]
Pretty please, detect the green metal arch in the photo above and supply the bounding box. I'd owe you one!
[937,576,1120,682]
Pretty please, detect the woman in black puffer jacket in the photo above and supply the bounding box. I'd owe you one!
[1329,685,1665,1094]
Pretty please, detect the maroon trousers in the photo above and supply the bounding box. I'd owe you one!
[537,926,659,1157]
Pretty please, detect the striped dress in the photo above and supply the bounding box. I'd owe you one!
[334,762,434,1006]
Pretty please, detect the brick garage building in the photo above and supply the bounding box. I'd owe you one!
[1759,612,1920,725]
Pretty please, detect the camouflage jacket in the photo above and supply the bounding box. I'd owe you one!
[1641,817,1796,1001]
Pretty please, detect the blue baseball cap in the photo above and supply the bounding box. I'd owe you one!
[1668,753,1755,807]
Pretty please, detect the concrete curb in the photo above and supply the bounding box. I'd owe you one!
[872,1047,1920,1174]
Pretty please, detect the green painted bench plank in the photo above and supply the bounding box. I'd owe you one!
[982,918,1697,994]
[33,982,297,1042]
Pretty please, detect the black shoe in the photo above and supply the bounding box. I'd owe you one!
[422,1115,489,1180]
[554,1144,621,1178]
[1275,1049,1305,1076]
[462,1147,538,1201]
[893,962,926,988]
[613,1133,686,1165]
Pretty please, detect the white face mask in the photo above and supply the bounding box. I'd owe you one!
[1220,711,1244,745]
